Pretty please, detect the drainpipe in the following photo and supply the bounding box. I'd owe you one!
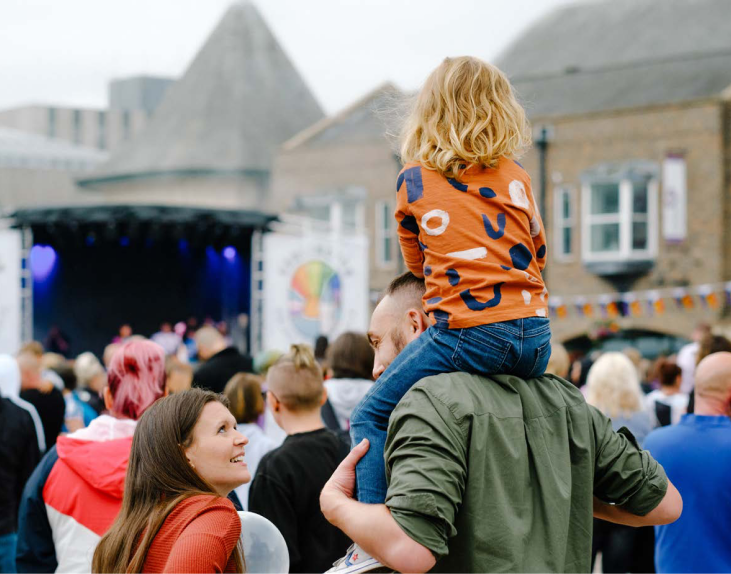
[534,125,551,231]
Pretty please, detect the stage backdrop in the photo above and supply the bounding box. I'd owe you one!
[260,228,369,353]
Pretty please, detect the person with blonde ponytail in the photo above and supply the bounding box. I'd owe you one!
[92,388,249,573]
[248,345,350,573]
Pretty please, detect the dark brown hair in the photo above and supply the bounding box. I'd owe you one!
[658,361,682,387]
[697,334,731,365]
[224,373,265,424]
[384,271,426,300]
[92,389,244,573]
[326,332,374,380]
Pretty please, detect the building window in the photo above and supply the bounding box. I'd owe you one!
[553,186,575,260]
[375,200,396,268]
[97,111,107,150]
[581,173,658,263]
[47,107,56,139]
[122,110,131,140]
[73,109,82,145]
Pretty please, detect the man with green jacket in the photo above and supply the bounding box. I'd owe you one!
[321,272,682,573]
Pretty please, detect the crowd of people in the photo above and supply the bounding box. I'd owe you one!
[1,54,729,574]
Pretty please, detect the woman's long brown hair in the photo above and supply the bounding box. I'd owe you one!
[92,389,245,573]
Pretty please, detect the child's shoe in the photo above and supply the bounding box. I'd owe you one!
[326,543,387,573]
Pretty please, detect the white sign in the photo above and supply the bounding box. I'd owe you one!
[261,229,369,352]
[662,155,687,242]
[0,228,22,355]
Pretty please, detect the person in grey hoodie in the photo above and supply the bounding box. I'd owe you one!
[323,332,374,431]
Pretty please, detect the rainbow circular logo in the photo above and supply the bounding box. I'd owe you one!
[288,260,342,338]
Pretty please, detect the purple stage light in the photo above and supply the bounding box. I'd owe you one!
[223,246,237,261]
[30,245,57,281]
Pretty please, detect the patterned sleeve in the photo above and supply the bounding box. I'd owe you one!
[524,177,547,271]
[395,166,426,277]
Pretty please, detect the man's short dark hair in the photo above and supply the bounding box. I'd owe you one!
[384,272,426,300]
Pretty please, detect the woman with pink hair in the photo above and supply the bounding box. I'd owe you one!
[15,340,168,573]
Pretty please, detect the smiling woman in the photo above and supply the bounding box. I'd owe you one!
[92,389,249,573]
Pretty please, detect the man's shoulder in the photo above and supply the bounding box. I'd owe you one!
[643,420,687,452]
[398,372,587,421]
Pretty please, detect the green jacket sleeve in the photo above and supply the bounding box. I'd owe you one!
[591,406,668,516]
[383,386,467,559]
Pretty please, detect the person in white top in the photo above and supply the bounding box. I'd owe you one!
[223,373,279,510]
[645,360,689,427]
[676,323,711,395]
[323,332,374,431]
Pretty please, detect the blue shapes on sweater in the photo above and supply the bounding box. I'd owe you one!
[482,213,507,240]
[447,178,468,192]
[460,283,504,311]
[403,167,424,203]
[446,268,461,286]
[400,215,420,235]
[509,243,533,270]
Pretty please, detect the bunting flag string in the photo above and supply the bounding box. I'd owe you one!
[548,281,731,320]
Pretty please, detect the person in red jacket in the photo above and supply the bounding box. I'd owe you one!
[93,388,250,573]
[15,340,168,573]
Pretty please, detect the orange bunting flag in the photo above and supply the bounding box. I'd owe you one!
[630,300,643,317]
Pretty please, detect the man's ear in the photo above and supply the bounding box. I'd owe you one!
[406,308,429,335]
[320,387,328,407]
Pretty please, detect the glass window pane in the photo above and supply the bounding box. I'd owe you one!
[632,221,648,250]
[562,226,572,255]
[382,202,391,231]
[343,203,357,228]
[591,223,620,252]
[383,237,393,263]
[562,191,571,220]
[591,183,620,215]
[633,182,648,214]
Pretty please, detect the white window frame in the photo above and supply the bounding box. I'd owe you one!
[581,178,658,263]
[375,199,396,269]
[553,185,576,261]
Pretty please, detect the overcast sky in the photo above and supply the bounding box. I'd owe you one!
[1,0,574,114]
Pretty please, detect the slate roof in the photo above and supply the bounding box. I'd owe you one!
[83,1,324,184]
[283,83,403,150]
[496,0,731,118]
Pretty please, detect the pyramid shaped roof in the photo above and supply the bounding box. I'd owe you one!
[85,1,324,183]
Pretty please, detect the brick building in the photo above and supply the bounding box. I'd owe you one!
[496,0,731,341]
[273,0,731,345]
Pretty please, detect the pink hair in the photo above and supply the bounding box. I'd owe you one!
[107,340,166,420]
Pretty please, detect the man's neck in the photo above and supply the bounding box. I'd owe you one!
[278,410,325,435]
[693,396,731,417]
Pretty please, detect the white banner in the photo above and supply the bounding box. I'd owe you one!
[0,228,22,355]
[662,155,687,242]
[261,229,369,352]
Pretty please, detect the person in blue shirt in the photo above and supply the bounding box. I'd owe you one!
[644,351,731,573]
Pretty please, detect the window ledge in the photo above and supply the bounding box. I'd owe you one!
[584,259,654,277]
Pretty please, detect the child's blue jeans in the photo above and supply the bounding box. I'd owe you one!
[350,317,551,504]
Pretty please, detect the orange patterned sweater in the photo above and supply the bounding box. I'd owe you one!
[142,495,241,573]
[396,158,548,328]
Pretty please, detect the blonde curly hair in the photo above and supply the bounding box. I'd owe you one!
[400,56,531,180]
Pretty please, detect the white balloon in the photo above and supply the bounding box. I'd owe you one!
[238,511,290,573]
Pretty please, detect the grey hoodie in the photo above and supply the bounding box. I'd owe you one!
[324,378,373,430]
